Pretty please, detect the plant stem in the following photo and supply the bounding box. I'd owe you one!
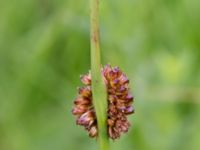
[90,0,109,150]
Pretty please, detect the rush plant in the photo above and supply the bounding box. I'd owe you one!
[72,1,134,150]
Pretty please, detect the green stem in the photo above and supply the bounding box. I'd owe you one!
[90,0,109,150]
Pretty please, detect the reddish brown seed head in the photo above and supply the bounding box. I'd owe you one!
[72,64,134,139]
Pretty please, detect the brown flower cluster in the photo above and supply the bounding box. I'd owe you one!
[72,64,134,139]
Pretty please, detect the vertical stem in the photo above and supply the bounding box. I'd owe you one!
[90,0,109,150]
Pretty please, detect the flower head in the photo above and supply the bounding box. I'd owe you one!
[72,64,134,139]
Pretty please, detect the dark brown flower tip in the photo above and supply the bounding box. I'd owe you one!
[72,64,134,140]
[78,86,92,98]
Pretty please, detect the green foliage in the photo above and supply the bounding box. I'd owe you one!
[0,0,200,150]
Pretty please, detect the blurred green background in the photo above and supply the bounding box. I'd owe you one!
[0,0,200,150]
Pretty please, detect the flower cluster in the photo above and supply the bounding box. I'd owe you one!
[72,64,134,139]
